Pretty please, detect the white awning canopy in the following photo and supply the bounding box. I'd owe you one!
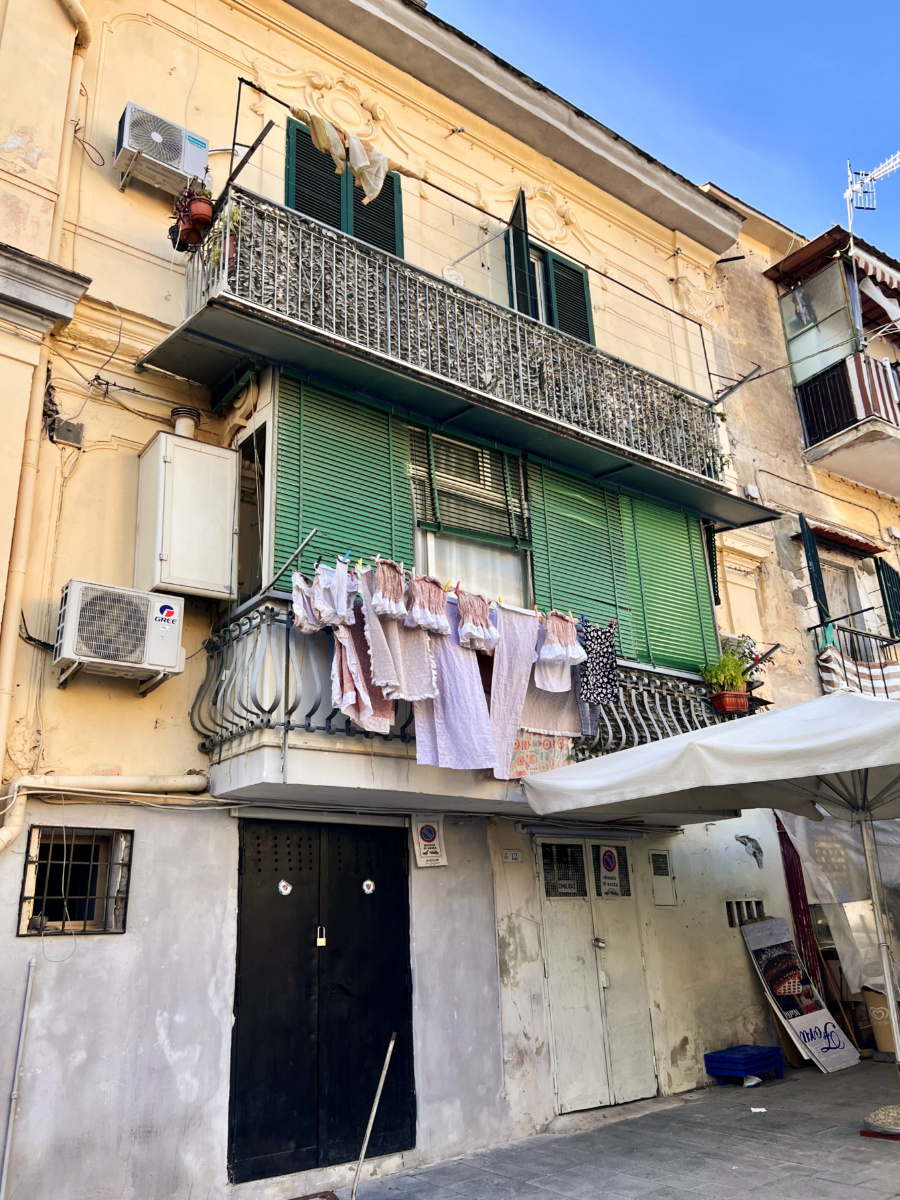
[524,692,900,823]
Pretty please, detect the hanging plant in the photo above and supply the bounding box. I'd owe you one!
[169,184,214,250]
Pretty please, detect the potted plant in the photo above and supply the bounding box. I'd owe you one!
[170,185,214,249]
[700,652,749,714]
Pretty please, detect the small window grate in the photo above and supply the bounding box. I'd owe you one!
[18,826,133,935]
[592,844,631,897]
[542,843,587,898]
[726,898,765,928]
[651,852,671,877]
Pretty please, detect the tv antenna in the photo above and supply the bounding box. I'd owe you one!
[844,151,900,242]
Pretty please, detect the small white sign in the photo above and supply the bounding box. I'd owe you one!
[362,879,375,894]
[502,849,524,863]
[278,879,292,896]
[598,846,622,898]
[442,265,465,286]
[412,815,448,867]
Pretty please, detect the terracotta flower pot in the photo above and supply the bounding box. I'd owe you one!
[176,217,202,246]
[187,196,214,229]
[711,690,749,715]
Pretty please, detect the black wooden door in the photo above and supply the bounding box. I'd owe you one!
[229,820,415,1184]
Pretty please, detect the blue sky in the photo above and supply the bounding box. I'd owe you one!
[429,0,900,254]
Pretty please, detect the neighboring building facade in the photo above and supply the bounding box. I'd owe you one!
[0,4,800,1199]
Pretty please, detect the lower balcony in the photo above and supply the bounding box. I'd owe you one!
[192,597,736,815]
[813,620,900,701]
[799,352,900,492]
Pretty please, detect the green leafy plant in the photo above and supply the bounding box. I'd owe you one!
[700,652,747,693]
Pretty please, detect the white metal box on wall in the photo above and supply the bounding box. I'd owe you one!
[135,430,238,599]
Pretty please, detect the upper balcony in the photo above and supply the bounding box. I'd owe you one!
[140,185,766,528]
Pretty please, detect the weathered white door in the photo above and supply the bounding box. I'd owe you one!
[538,841,611,1112]
[538,839,657,1112]
[587,843,657,1104]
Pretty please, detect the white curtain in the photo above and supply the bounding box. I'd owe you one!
[429,533,526,605]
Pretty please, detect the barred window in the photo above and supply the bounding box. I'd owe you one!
[18,826,133,936]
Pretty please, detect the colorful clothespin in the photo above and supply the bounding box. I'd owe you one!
[444,579,452,591]
[498,595,503,606]
[568,610,574,621]
[455,581,461,596]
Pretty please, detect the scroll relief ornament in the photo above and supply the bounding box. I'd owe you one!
[244,55,427,179]
[673,273,716,325]
[473,180,600,264]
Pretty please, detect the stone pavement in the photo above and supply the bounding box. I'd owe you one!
[337,1060,900,1200]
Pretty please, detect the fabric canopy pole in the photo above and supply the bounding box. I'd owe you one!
[522,692,900,1094]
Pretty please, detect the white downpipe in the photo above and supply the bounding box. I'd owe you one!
[55,0,91,49]
[0,958,35,1200]
[0,774,210,855]
[859,813,900,1089]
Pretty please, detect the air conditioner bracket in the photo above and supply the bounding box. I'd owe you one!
[137,669,172,698]
[57,661,84,689]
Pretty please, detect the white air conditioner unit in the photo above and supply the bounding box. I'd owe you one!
[114,102,209,194]
[54,579,186,694]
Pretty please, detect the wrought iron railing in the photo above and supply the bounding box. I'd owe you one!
[191,596,726,756]
[187,186,725,480]
[811,620,900,698]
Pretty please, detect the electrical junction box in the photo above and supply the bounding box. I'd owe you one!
[135,431,238,599]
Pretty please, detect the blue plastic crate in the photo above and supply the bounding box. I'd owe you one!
[704,1044,784,1085]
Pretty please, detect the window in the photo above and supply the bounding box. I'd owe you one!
[285,119,403,257]
[237,421,267,602]
[506,190,594,343]
[725,898,765,928]
[778,261,857,386]
[542,843,587,898]
[18,826,133,935]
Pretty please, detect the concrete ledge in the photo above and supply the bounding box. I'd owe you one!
[0,242,90,333]
[285,0,743,252]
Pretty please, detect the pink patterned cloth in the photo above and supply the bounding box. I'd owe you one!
[509,732,574,778]
[414,602,495,770]
[489,605,540,780]
[405,573,450,635]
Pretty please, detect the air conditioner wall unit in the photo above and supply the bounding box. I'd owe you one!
[114,103,209,194]
[54,579,185,692]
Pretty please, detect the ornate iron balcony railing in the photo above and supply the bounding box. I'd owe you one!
[186,186,725,481]
[191,597,725,757]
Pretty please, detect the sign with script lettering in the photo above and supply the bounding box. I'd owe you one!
[742,918,858,1073]
[412,815,448,867]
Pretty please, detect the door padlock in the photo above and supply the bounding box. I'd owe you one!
[316,925,326,947]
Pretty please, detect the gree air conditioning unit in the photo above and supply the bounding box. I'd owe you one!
[54,580,186,695]
[114,103,209,194]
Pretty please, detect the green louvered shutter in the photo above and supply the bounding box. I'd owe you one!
[273,376,414,578]
[350,172,403,256]
[526,463,636,659]
[799,513,828,620]
[285,118,344,231]
[547,251,594,344]
[623,496,718,670]
[506,190,533,315]
[876,557,900,638]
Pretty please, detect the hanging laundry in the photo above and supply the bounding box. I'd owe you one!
[405,573,450,636]
[312,558,355,626]
[371,558,407,620]
[358,569,437,701]
[573,664,598,740]
[520,666,582,738]
[291,107,346,173]
[291,570,325,633]
[347,602,394,733]
[331,608,393,735]
[509,732,574,779]
[414,601,495,771]
[535,610,586,692]
[489,605,539,781]
[347,133,370,173]
[353,144,390,204]
[457,589,499,653]
[578,619,618,706]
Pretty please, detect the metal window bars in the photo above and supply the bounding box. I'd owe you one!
[186,186,725,482]
[18,826,132,935]
[191,596,725,756]
[810,618,900,698]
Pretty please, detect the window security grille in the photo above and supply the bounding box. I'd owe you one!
[542,843,587,898]
[726,898,765,928]
[592,844,631,896]
[18,826,133,935]
[409,427,530,548]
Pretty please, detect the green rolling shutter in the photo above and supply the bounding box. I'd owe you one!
[546,251,594,344]
[623,496,718,670]
[285,119,343,231]
[351,172,403,257]
[526,463,636,660]
[876,557,900,638]
[274,375,414,578]
[799,513,828,620]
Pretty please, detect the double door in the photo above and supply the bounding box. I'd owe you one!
[229,820,415,1183]
[539,839,657,1113]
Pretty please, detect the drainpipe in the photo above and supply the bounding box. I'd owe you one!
[0,3,91,793]
[0,775,209,856]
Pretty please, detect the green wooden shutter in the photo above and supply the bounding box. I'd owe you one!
[546,251,594,344]
[285,118,344,231]
[799,513,828,620]
[622,496,718,670]
[506,190,533,315]
[703,520,721,607]
[526,463,636,659]
[274,376,414,577]
[876,557,900,638]
[350,172,403,256]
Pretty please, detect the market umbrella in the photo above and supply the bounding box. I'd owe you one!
[523,691,900,1100]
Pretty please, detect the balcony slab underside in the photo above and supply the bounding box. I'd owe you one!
[805,415,900,494]
[142,296,775,530]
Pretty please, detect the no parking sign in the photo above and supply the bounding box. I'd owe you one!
[599,846,622,897]
[412,815,448,867]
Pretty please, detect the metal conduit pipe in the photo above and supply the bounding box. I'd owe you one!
[0,2,92,800]
[0,775,209,856]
